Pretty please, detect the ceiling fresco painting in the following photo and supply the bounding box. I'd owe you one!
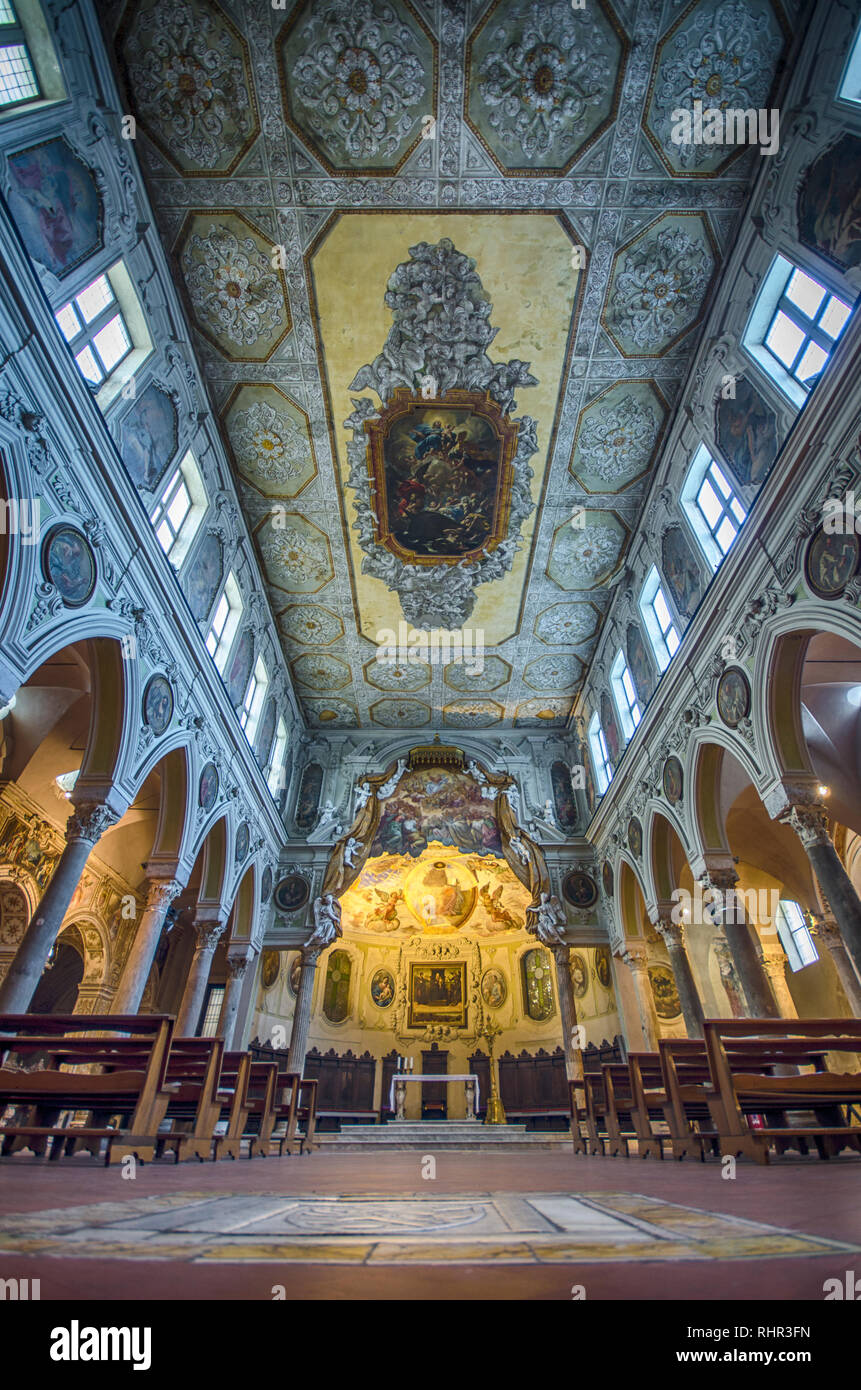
[107,0,778,729]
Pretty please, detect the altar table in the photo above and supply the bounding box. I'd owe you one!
[389,1073,481,1119]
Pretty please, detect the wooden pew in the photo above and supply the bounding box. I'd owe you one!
[0,1013,177,1165]
[213,1053,276,1159]
[703,1019,861,1164]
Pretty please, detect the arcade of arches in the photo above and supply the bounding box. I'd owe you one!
[0,0,859,1311]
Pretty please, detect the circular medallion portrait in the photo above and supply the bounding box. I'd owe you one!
[648,963,681,1020]
[261,865,273,903]
[480,967,507,1010]
[370,968,395,1009]
[594,946,612,990]
[235,822,249,865]
[288,952,302,996]
[274,874,310,914]
[628,816,642,858]
[42,525,96,607]
[805,526,860,600]
[602,861,614,898]
[716,666,751,729]
[142,675,173,737]
[198,762,219,812]
[569,951,589,999]
[662,755,683,805]
[261,950,280,991]
[562,869,598,910]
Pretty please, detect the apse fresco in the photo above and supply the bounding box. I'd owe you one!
[371,767,503,857]
[340,844,530,938]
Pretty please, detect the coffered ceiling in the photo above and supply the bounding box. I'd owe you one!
[104,0,790,731]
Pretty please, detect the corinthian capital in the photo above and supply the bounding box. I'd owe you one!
[779,804,830,850]
[699,866,738,895]
[655,916,686,951]
[67,802,120,844]
[191,919,226,954]
[622,946,648,972]
[144,878,183,913]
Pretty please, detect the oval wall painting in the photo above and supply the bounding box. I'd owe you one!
[562,869,598,910]
[143,675,173,737]
[198,762,219,812]
[274,874,310,913]
[42,525,96,607]
[602,861,614,898]
[627,816,642,858]
[261,865,273,902]
[716,667,751,728]
[804,526,860,600]
[662,755,683,804]
[235,822,249,865]
[370,968,395,1008]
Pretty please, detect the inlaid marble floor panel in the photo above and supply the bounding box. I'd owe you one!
[1,1191,858,1265]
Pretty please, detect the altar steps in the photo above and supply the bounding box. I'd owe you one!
[316,1121,571,1151]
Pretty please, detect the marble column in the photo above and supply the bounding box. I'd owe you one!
[713,935,745,1016]
[759,949,798,1018]
[780,804,861,977]
[622,946,660,1051]
[699,870,780,1018]
[286,946,322,1075]
[552,943,585,1082]
[655,918,705,1037]
[110,875,183,1016]
[217,950,254,1050]
[0,802,119,1013]
[175,918,226,1036]
[812,913,861,1017]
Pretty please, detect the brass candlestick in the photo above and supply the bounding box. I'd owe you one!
[480,1017,506,1126]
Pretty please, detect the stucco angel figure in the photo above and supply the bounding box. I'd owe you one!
[503,781,523,824]
[343,836,362,868]
[508,833,529,863]
[533,891,567,945]
[353,780,373,814]
[306,892,342,954]
[378,758,407,800]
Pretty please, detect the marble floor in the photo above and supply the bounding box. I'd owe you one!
[1,1150,858,1300]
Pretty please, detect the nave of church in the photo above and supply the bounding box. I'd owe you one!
[0,0,860,1336]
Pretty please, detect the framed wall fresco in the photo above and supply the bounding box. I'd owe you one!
[6,138,103,279]
[602,861,614,898]
[42,525,96,607]
[0,815,58,891]
[649,963,681,1020]
[569,952,588,999]
[274,874,310,914]
[370,968,395,1009]
[521,947,555,1021]
[798,133,861,272]
[661,525,703,619]
[186,532,224,622]
[260,949,280,990]
[227,630,255,708]
[627,621,655,704]
[804,527,860,600]
[370,766,502,858]
[594,946,612,991]
[120,382,179,492]
[288,952,301,996]
[600,689,621,768]
[255,697,277,766]
[662,755,683,804]
[716,666,751,728]
[323,949,352,1023]
[562,869,598,910]
[260,865,273,902]
[549,759,578,834]
[480,967,507,1009]
[294,762,323,833]
[408,962,467,1029]
[714,376,779,489]
[627,816,643,858]
[198,761,219,812]
[142,675,173,736]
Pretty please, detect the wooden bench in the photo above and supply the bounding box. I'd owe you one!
[703,1019,861,1164]
[0,1013,177,1165]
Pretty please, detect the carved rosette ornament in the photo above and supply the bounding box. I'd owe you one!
[66,803,121,845]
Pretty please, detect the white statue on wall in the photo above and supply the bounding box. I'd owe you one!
[353,780,373,814]
[533,891,566,945]
[378,758,407,800]
[503,781,523,824]
[508,833,529,863]
[306,892,342,954]
[343,836,362,868]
